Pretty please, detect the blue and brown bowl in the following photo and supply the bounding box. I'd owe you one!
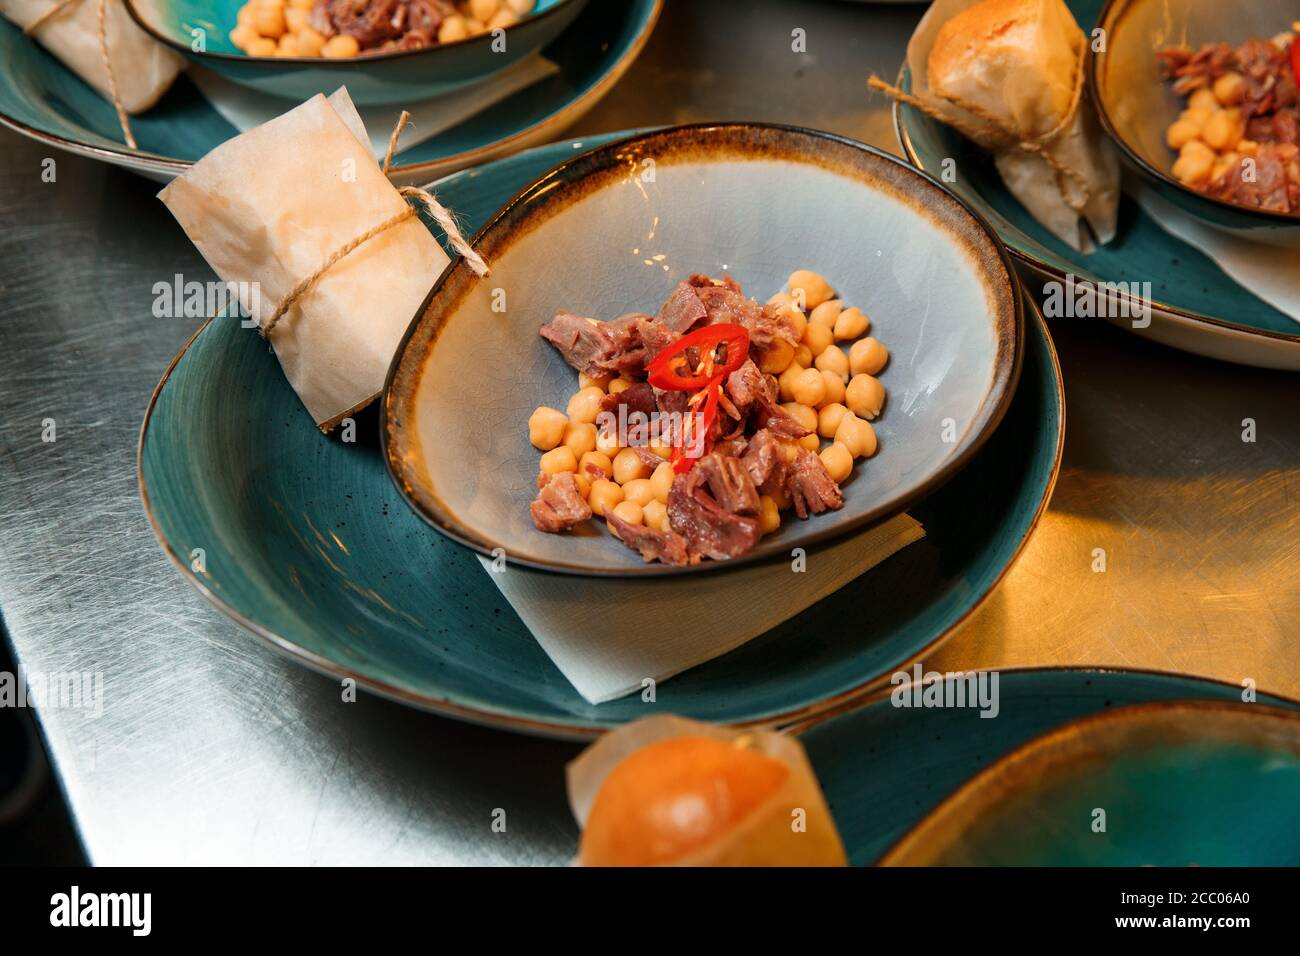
[382,123,1024,577]
[125,0,588,105]
[1091,0,1300,244]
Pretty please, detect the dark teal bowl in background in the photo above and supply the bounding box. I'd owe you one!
[1091,0,1300,245]
[125,0,588,105]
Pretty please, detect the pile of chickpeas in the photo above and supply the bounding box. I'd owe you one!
[230,0,535,59]
[1165,30,1299,189]
[527,270,889,542]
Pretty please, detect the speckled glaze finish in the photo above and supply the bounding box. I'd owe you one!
[125,0,587,105]
[1091,0,1300,244]
[384,123,1023,577]
[879,700,1300,866]
[139,132,1060,738]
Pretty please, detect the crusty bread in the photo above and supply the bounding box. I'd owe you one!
[927,0,1078,133]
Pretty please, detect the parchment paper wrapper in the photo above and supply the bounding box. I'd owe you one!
[906,0,1120,251]
[567,715,848,867]
[159,88,450,430]
[2,0,182,113]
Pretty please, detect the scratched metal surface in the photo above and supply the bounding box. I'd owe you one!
[0,0,1296,865]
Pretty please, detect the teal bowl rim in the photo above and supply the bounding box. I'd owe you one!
[1089,0,1300,227]
[380,122,1027,578]
[892,67,1300,347]
[123,0,585,67]
[136,140,1063,736]
[0,0,662,179]
[877,697,1300,865]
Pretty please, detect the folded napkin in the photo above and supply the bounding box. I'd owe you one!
[188,53,560,159]
[478,513,925,705]
[1132,180,1300,325]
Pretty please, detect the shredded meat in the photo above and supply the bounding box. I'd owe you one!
[691,452,761,515]
[606,512,693,566]
[787,449,844,520]
[312,0,455,50]
[600,381,657,418]
[740,428,782,488]
[539,311,646,379]
[655,281,708,333]
[530,473,592,533]
[666,466,762,560]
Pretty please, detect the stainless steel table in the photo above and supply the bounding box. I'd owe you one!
[1,0,1295,865]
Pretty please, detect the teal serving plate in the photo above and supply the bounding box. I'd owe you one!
[0,0,659,182]
[1092,0,1300,245]
[139,131,1063,738]
[125,0,588,106]
[894,0,1300,369]
[877,699,1300,866]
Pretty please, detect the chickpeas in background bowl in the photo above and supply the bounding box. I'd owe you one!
[1090,0,1300,245]
[125,0,590,105]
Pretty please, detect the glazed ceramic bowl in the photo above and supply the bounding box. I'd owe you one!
[1091,0,1300,245]
[383,124,1023,577]
[880,701,1300,866]
[125,0,588,105]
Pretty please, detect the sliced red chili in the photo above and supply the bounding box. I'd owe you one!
[647,324,750,392]
[1291,34,1300,86]
[670,375,723,473]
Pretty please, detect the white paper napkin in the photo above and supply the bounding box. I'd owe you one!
[1132,181,1300,325]
[187,54,561,159]
[478,513,925,705]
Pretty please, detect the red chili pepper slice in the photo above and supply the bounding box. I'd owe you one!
[1291,34,1300,86]
[670,374,723,473]
[647,324,750,392]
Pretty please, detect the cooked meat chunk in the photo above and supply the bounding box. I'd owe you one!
[740,428,782,487]
[600,381,657,418]
[666,470,761,561]
[655,281,708,333]
[606,513,693,566]
[635,316,680,361]
[725,359,776,416]
[539,311,645,378]
[787,449,844,519]
[691,452,761,515]
[530,473,592,533]
[754,394,812,440]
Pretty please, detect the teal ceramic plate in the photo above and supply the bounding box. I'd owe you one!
[796,668,1300,866]
[894,0,1300,370]
[125,0,588,106]
[878,698,1300,866]
[0,0,659,183]
[139,131,1063,738]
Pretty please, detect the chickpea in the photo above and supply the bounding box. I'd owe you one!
[610,500,644,528]
[1178,107,1213,134]
[488,10,520,29]
[793,344,813,368]
[758,496,781,535]
[814,345,849,382]
[1202,108,1243,151]
[820,403,852,439]
[321,34,360,58]
[230,25,256,50]
[438,15,470,43]
[1211,151,1242,184]
[528,406,567,450]
[580,450,612,481]
[539,446,577,478]
[285,7,308,31]
[1212,72,1245,106]
[579,370,611,391]
[650,461,674,504]
[572,473,591,499]
[820,442,854,483]
[777,363,805,403]
[834,413,878,459]
[1187,89,1219,113]
[767,291,796,309]
[845,373,885,420]
[275,35,298,56]
[808,299,841,328]
[758,337,796,375]
[563,421,597,458]
[607,378,634,395]
[819,369,846,407]
[254,5,286,38]
[1172,139,1215,185]
[622,478,655,507]
[790,368,827,407]
[1165,119,1201,151]
[648,438,673,459]
[643,499,669,533]
[781,402,819,434]
[849,337,889,376]
[1237,139,1260,157]
[803,321,833,357]
[788,270,833,309]
[466,17,488,35]
[296,27,325,56]
[783,307,808,343]
[469,0,500,22]
[612,448,652,485]
[588,479,624,517]
[289,0,313,8]
[248,36,277,56]
[506,0,535,14]
[236,5,256,27]
[833,306,870,341]
[595,426,620,459]
[767,482,792,511]
[567,386,604,424]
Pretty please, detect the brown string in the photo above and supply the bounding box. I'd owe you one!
[260,110,490,339]
[868,35,1091,207]
[25,0,136,149]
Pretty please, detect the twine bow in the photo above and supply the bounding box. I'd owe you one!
[867,35,1092,208]
[260,110,490,339]
[25,0,135,149]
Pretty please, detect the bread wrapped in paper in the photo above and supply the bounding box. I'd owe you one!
[903,0,1119,251]
[160,89,450,431]
[568,715,847,866]
[2,0,182,114]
